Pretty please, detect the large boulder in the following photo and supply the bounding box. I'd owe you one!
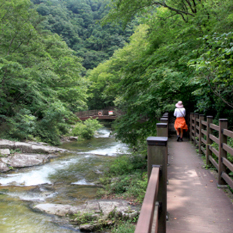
[0,139,67,154]
[34,203,72,217]
[0,161,10,172]
[5,154,49,168]
[0,140,15,149]
[0,149,10,156]
[34,200,139,231]
[0,139,68,172]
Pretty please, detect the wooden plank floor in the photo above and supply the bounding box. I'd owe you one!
[167,137,233,233]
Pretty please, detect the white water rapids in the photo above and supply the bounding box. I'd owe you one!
[0,127,129,188]
[0,127,130,233]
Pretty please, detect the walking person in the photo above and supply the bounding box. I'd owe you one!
[174,101,188,142]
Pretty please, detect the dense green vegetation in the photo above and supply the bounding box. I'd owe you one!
[71,118,102,139]
[1,0,233,149]
[88,0,233,147]
[98,154,147,203]
[1,1,233,231]
[32,0,135,70]
[1,0,134,145]
[0,0,88,145]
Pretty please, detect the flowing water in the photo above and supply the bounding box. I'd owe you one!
[0,127,130,233]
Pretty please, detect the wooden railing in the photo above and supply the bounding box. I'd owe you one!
[190,113,233,189]
[135,166,160,233]
[135,112,169,233]
[75,109,124,117]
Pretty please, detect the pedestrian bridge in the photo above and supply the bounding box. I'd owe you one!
[135,113,233,233]
[75,109,123,120]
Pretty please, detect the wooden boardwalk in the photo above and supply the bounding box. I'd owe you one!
[166,136,233,233]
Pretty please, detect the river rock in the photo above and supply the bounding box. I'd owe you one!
[0,161,10,172]
[0,153,50,171]
[0,140,15,149]
[14,142,33,153]
[34,200,139,231]
[34,203,72,216]
[0,149,10,156]
[0,139,67,154]
[8,154,49,167]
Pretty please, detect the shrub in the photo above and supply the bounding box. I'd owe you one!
[6,109,37,140]
[108,154,146,176]
[72,118,102,139]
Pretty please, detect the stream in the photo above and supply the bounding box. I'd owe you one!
[0,127,130,233]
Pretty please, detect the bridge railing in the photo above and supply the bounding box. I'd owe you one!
[75,109,124,118]
[135,112,169,233]
[190,113,233,189]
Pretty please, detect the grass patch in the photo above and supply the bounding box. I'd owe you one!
[111,221,135,233]
[97,153,147,204]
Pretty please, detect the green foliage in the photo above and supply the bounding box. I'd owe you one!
[88,0,233,147]
[108,154,147,176]
[6,109,37,140]
[104,172,147,203]
[72,118,102,139]
[227,138,233,163]
[73,211,97,225]
[103,0,204,28]
[111,221,135,233]
[98,154,147,203]
[189,31,233,117]
[0,0,88,145]
[32,0,136,70]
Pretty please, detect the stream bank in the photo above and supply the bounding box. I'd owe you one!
[0,128,139,232]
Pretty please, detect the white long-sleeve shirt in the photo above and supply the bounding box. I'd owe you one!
[174,108,186,118]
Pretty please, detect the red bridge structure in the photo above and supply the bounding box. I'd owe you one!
[75,109,123,121]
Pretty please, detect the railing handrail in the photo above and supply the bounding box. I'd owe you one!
[135,112,169,233]
[190,113,233,189]
[135,167,160,233]
[75,109,124,117]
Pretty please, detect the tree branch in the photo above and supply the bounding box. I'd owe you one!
[152,1,195,17]
[206,75,233,108]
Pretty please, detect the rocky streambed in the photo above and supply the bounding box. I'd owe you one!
[0,128,139,232]
[0,139,68,172]
[34,200,139,232]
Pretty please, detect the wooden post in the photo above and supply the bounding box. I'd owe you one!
[162,112,169,118]
[190,113,194,141]
[206,116,213,166]
[193,113,198,147]
[218,119,228,187]
[157,123,168,137]
[198,114,205,154]
[160,117,169,138]
[157,123,168,166]
[147,137,167,233]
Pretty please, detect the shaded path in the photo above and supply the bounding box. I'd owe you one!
[167,137,233,233]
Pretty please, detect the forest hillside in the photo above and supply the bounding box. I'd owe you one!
[88,0,233,146]
[32,0,135,70]
[0,0,134,145]
[1,0,233,148]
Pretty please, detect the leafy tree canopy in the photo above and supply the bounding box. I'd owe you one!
[88,0,233,146]
[31,0,136,70]
[0,0,88,144]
